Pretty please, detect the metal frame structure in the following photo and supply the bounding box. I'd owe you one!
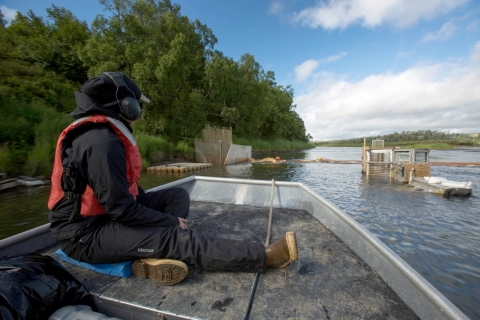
[366,148,430,179]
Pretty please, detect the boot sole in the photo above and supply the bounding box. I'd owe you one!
[280,232,298,268]
[132,259,188,286]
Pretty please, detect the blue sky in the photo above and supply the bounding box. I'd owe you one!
[1,0,480,140]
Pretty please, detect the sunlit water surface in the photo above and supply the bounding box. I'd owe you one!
[1,147,479,318]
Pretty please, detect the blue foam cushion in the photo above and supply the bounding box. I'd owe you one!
[55,249,132,278]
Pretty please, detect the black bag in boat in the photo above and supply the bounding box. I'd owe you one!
[0,253,96,320]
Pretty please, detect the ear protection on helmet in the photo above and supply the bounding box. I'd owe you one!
[103,72,142,121]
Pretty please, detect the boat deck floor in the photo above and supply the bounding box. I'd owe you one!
[1,201,418,319]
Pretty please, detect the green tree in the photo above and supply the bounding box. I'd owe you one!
[80,0,217,139]
[79,0,309,142]
[0,8,78,113]
[0,6,82,175]
[203,52,241,127]
[204,52,308,141]
[0,10,12,59]
[234,53,269,138]
[5,6,90,83]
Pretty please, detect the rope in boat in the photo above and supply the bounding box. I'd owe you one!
[244,179,275,320]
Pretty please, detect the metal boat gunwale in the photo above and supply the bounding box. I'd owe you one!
[0,176,469,319]
[0,223,50,250]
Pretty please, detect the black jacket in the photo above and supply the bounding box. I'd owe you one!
[48,92,179,241]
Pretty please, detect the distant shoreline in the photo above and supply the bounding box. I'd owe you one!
[314,145,480,151]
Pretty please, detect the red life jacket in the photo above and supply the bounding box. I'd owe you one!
[48,115,142,217]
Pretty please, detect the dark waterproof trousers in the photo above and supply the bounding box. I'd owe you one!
[60,188,266,272]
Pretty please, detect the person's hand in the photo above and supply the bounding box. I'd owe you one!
[178,218,188,230]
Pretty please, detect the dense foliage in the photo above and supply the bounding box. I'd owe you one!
[0,0,309,176]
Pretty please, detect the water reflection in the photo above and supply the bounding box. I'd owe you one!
[0,186,50,239]
[1,147,479,318]
[139,161,303,189]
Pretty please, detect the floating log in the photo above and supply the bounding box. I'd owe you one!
[254,157,286,163]
[147,163,212,173]
[0,179,19,191]
[292,158,361,164]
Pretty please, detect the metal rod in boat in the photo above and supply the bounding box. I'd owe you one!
[265,179,275,246]
[244,179,275,320]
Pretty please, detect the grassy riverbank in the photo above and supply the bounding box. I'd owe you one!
[0,129,314,178]
[139,134,314,166]
[235,137,314,154]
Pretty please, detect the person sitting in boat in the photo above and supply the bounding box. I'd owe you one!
[47,72,298,285]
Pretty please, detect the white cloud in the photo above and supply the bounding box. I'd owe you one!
[291,0,468,30]
[0,5,18,25]
[397,51,412,58]
[466,19,479,32]
[422,20,458,42]
[321,52,348,64]
[471,41,480,62]
[295,60,320,82]
[268,0,284,16]
[295,52,347,82]
[294,41,480,140]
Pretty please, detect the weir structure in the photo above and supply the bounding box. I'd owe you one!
[362,138,430,182]
[194,125,251,165]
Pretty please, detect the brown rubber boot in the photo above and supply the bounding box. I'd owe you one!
[132,259,188,285]
[265,231,298,268]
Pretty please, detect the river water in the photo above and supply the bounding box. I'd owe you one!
[1,147,479,319]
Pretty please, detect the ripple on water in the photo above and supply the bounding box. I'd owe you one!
[282,159,480,318]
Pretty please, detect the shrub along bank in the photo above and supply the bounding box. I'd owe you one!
[235,137,313,154]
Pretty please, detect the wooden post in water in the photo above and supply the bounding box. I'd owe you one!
[219,140,222,165]
[362,137,366,173]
